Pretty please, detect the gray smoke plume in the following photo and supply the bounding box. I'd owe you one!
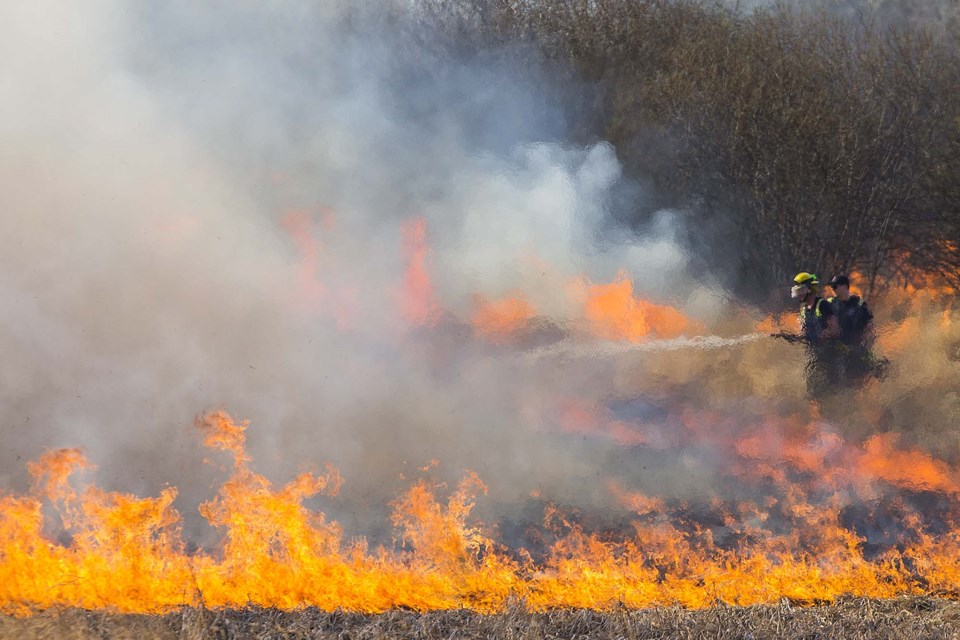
[0,1,711,542]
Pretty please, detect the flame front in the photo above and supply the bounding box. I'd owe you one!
[5,401,960,615]
[2,218,958,615]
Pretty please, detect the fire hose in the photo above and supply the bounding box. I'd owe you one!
[769,331,807,345]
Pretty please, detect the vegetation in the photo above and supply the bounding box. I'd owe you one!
[410,0,960,300]
[4,598,960,639]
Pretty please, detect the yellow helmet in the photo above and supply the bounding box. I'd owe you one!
[791,272,819,298]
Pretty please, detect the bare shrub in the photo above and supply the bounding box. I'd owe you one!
[412,0,960,300]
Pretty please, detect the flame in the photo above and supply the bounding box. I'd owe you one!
[2,260,959,615]
[577,273,693,341]
[281,210,327,312]
[555,397,649,446]
[858,433,959,494]
[608,483,663,516]
[755,311,795,334]
[848,257,957,299]
[470,294,536,342]
[2,448,193,613]
[399,217,441,327]
[7,409,960,615]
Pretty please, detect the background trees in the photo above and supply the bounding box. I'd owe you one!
[412,0,960,302]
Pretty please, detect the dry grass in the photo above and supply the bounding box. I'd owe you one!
[4,598,960,640]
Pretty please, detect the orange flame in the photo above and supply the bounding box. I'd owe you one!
[755,311,795,334]
[555,397,649,446]
[6,409,960,615]
[578,274,693,341]
[470,294,536,342]
[858,433,958,494]
[399,217,441,327]
[2,447,193,613]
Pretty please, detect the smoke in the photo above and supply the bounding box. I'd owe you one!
[0,1,702,540]
[2,0,959,556]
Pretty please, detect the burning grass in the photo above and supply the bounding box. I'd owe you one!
[6,406,960,616]
[2,291,960,616]
[3,598,960,640]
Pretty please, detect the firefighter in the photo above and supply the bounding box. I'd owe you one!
[792,272,840,342]
[791,272,842,397]
[826,274,878,384]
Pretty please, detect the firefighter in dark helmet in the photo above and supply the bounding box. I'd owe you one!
[826,274,877,384]
[791,272,842,397]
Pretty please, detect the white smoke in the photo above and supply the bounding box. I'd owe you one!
[2,1,957,564]
[0,0,749,546]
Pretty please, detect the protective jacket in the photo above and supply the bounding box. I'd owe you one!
[828,295,873,345]
[799,297,835,343]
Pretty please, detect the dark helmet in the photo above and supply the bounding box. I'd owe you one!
[828,274,850,288]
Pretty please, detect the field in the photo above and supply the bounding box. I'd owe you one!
[4,598,960,640]
[3,2,960,639]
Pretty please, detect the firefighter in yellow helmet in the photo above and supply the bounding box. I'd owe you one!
[790,272,842,397]
[792,273,840,342]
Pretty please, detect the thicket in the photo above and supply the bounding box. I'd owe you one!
[411,0,960,301]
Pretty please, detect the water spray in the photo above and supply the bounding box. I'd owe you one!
[523,333,765,361]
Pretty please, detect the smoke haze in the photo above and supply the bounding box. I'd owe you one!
[2,0,959,554]
[0,2,701,539]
